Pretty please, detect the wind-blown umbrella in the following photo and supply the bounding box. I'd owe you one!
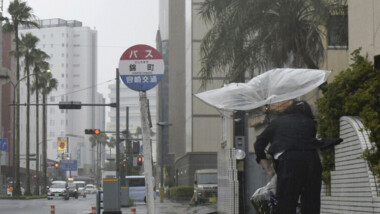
[195,68,330,111]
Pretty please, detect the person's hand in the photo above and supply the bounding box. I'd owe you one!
[260,159,276,178]
[266,168,276,178]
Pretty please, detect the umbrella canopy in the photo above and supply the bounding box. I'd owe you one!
[195,68,330,111]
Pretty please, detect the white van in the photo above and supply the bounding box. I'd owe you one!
[73,181,86,197]
[194,169,218,203]
[125,175,156,203]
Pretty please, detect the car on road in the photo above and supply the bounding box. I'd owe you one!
[73,181,86,197]
[47,181,69,200]
[67,182,79,199]
[84,184,97,194]
[126,175,156,203]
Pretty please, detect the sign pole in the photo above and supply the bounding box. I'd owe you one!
[118,44,164,214]
[139,91,154,213]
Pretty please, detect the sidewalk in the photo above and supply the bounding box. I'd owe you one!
[121,199,217,214]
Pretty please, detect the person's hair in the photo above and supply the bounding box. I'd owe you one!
[283,100,314,119]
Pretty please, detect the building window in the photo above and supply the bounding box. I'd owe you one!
[51,44,53,48]
[61,84,64,88]
[50,120,55,126]
[61,74,64,78]
[50,96,55,102]
[49,132,55,137]
[61,96,64,101]
[51,34,53,38]
[328,15,348,48]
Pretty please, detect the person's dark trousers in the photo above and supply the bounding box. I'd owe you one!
[276,150,322,214]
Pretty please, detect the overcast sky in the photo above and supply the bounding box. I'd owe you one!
[2,0,159,98]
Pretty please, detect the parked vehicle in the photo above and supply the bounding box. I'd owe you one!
[47,181,69,200]
[73,181,86,197]
[194,169,218,203]
[84,184,97,194]
[67,182,79,199]
[126,175,156,203]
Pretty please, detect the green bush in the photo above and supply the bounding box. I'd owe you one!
[317,48,380,191]
[166,186,194,201]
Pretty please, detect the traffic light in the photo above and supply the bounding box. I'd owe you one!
[85,129,101,135]
[132,141,140,154]
[54,163,59,168]
[137,156,143,166]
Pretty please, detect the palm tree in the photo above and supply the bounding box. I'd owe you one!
[30,53,49,196]
[89,133,109,189]
[0,0,39,196]
[35,71,57,194]
[198,0,347,88]
[107,137,116,158]
[18,33,39,196]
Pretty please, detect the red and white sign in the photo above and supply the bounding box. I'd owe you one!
[119,44,164,91]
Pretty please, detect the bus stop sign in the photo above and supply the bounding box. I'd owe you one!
[119,44,164,91]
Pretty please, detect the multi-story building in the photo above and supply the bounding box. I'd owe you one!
[157,0,221,188]
[19,19,104,178]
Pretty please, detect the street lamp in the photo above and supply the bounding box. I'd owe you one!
[157,121,172,203]
[8,70,50,191]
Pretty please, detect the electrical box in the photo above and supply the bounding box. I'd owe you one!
[234,136,245,151]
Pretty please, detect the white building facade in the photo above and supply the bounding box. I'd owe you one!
[19,19,104,177]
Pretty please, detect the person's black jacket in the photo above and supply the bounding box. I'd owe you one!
[254,101,343,163]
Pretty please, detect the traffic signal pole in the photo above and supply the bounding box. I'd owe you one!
[115,69,121,211]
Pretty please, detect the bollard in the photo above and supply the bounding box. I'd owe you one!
[131,208,136,213]
[50,205,55,214]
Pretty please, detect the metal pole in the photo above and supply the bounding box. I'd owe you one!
[115,68,121,210]
[160,125,164,203]
[12,85,15,188]
[139,91,154,213]
[125,106,129,178]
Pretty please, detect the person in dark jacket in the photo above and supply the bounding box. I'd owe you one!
[254,100,341,214]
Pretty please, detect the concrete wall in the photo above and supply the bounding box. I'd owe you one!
[321,116,380,213]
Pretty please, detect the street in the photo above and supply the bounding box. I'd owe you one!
[0,194,217,214]
[0,194,96,214]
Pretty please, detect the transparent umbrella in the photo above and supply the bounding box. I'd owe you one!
[195,68,330,111]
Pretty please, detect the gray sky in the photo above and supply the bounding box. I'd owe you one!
[2,0,159,98]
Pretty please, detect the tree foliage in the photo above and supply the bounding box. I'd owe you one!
[198,0,347,88]
[317,49,380,186]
